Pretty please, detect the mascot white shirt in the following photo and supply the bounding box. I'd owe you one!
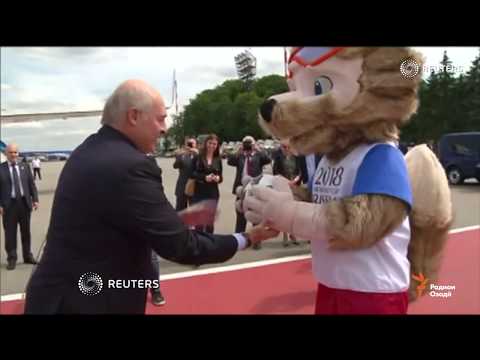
[310,142,412,292]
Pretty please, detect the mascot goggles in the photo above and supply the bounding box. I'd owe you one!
[287,47,344,77]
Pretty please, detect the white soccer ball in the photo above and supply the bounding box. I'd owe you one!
[238,174,275,214]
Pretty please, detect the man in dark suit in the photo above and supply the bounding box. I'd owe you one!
[173,137,198,211]
[271,143,304,186]
[0,144,39,270]
[227,136,271,236]
[24,79,277,314]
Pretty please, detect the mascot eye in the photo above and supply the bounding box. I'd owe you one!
[314,76,333,95]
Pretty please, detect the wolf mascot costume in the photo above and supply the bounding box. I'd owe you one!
[242,47,453,314]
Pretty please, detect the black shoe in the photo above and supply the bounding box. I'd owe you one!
[7,260,16,270]
[151,291,166,306]
[24,256,38,264]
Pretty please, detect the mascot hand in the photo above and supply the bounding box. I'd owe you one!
[244,176,295,232]
[245,175,330,241]
[234,176,253,214]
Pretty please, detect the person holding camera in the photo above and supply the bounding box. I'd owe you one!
[227,136,271,248]
[272,141,304,247]
[173,137,199,211]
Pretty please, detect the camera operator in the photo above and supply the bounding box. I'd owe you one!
[227,136,271,248]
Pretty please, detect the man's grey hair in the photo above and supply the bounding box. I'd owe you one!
[101,84,155,125]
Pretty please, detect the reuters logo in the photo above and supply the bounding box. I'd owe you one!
[400,58,420,79]
[78,272,103,296]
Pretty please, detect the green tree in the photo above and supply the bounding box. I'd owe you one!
[403,50,470,144]
[463,48,480,130]
[253,74,289,99]
[168,113,186,146]
[178,75,288,142]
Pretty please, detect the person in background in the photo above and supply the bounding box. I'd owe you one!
[227,135,271,249]
[146,153,166,306]
[0,144,39,270]
[149,250,166,306]
[32,156,42,180]
[272,141,304,247]
[173,137,198,211]
[190,134,222,234]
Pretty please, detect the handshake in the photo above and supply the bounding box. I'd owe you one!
[178,175,297,248]
[181,175,328,249]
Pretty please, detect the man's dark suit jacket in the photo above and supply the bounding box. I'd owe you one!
[0,161,38,210]
[24,125,238,314]
[227,151,271,195]
[271,148,304,185]
[296,154,324,185]
[173,151,197,197]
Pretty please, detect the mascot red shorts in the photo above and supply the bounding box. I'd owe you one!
[315,283,409,315]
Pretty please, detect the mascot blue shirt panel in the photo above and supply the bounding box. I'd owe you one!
[352,144,413,210]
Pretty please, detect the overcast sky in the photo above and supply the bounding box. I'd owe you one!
[1,46,478,151]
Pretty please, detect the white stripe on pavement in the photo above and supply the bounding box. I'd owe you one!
[2,225,479,303]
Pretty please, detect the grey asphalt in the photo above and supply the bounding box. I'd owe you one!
[1,158,479,296]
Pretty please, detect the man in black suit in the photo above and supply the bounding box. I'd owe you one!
[0,144,39,270]
[173,137,198,211]
[24,79,277,314]
[227,136,271,237]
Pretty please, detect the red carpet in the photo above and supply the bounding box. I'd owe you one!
[2,228,479,315]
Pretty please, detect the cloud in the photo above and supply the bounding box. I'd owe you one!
[2,47,477,151]
[181,64,237,82]
[3,98,77,114]
[258,59,284,76]
[2,116,101,151]
[8,47,123,64]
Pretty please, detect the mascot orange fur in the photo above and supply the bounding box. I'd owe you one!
[243,47,453,314]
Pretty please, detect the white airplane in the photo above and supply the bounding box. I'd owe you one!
[0,110,104,124]
[0,71,178,125]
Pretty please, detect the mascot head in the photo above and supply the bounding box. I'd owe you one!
[259,47,424,158]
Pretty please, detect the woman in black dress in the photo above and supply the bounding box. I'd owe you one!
[191,134,223,233]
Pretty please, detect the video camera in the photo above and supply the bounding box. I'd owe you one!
[242,140,253,151]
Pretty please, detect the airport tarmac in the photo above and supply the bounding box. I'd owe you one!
[1,158,479,296]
